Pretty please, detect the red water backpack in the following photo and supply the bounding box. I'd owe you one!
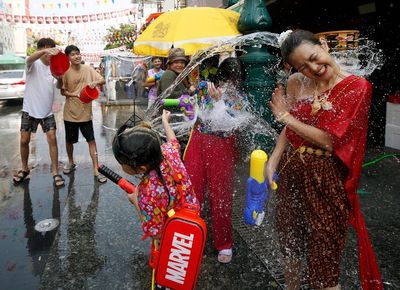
[149,172,207,290]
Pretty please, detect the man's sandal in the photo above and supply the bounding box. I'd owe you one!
[53,174,65,187]
[13,170,30,184]
[63,163,76,174]
[218,248,233,264]
[95,174,107,184]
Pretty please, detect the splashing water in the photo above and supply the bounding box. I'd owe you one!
[142,31,280,143]
[138,30,383,142]
[150,94,279,159]
[146,31,279,120]
[331,38,385,76]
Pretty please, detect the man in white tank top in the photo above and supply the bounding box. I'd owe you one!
[13,38,65,187]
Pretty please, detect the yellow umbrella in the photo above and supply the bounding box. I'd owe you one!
[134,7,241,56]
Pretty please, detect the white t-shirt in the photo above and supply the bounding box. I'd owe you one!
[23,60,55,118]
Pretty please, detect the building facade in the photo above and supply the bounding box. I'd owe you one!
[0,0,27,56]
[0,2,15,54]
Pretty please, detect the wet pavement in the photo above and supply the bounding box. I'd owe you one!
[0,99,399,289]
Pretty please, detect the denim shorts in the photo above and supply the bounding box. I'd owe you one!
[20,111,56,133]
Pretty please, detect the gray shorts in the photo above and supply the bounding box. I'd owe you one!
[20,111,57,133]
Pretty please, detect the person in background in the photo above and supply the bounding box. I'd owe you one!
[130,60,148,100]
[13,37,65,187]
[106,59,117,102]
[266,29,382,290]
[144,56,164,109]
[183,57,246,264]
[61,45,107,183]
[157,48,195,99]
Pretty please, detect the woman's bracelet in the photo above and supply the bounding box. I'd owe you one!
[276,111,290,123]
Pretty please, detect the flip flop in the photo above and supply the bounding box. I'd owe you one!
[95,174,107,184]
[63,163,76,174]
[53,174,65,187]
[218,248,233,264]
[13,170,30,184]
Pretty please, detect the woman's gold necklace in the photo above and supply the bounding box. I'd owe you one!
[311,89,333,114]
[311,75,338,115]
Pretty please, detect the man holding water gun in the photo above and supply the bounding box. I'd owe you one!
[144,56,164,109]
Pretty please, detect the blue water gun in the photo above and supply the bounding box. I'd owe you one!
[146,71,164,83]
[243,150,278,226]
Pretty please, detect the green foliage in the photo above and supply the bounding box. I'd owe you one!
[26,46,37,56]
[104,23,136,50]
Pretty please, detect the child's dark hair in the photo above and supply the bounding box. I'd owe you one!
[280,30,321,64]
[64,45,80,56]
[151,56,162,62]
[37,38,56,49]
[112,123,163,172]
[215,57,244,86]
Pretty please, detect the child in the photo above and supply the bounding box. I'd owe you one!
[112,110,198,240]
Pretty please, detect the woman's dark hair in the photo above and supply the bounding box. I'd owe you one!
[112,123,163,172]
[280,30,321,64]
[37,38,56,49]
[64,45,80,56]
[215,57,244,86]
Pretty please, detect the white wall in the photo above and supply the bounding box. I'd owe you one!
[13,0,26,56]
[14,27,27,56]
[161,0,175,11]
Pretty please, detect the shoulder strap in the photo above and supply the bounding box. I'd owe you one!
[160,159,187,207]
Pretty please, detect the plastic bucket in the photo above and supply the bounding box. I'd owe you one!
[50,52,70,77]
[79,85,99,103]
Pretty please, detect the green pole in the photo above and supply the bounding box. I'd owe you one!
[238,0,277,151]
[227,0,240,7]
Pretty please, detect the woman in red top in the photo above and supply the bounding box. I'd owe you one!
[266,30,382,290]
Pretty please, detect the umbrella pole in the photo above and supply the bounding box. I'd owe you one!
[132,77,143,126]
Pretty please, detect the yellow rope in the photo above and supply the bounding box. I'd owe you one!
[151,239,158,290]
[182,127,195,161]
